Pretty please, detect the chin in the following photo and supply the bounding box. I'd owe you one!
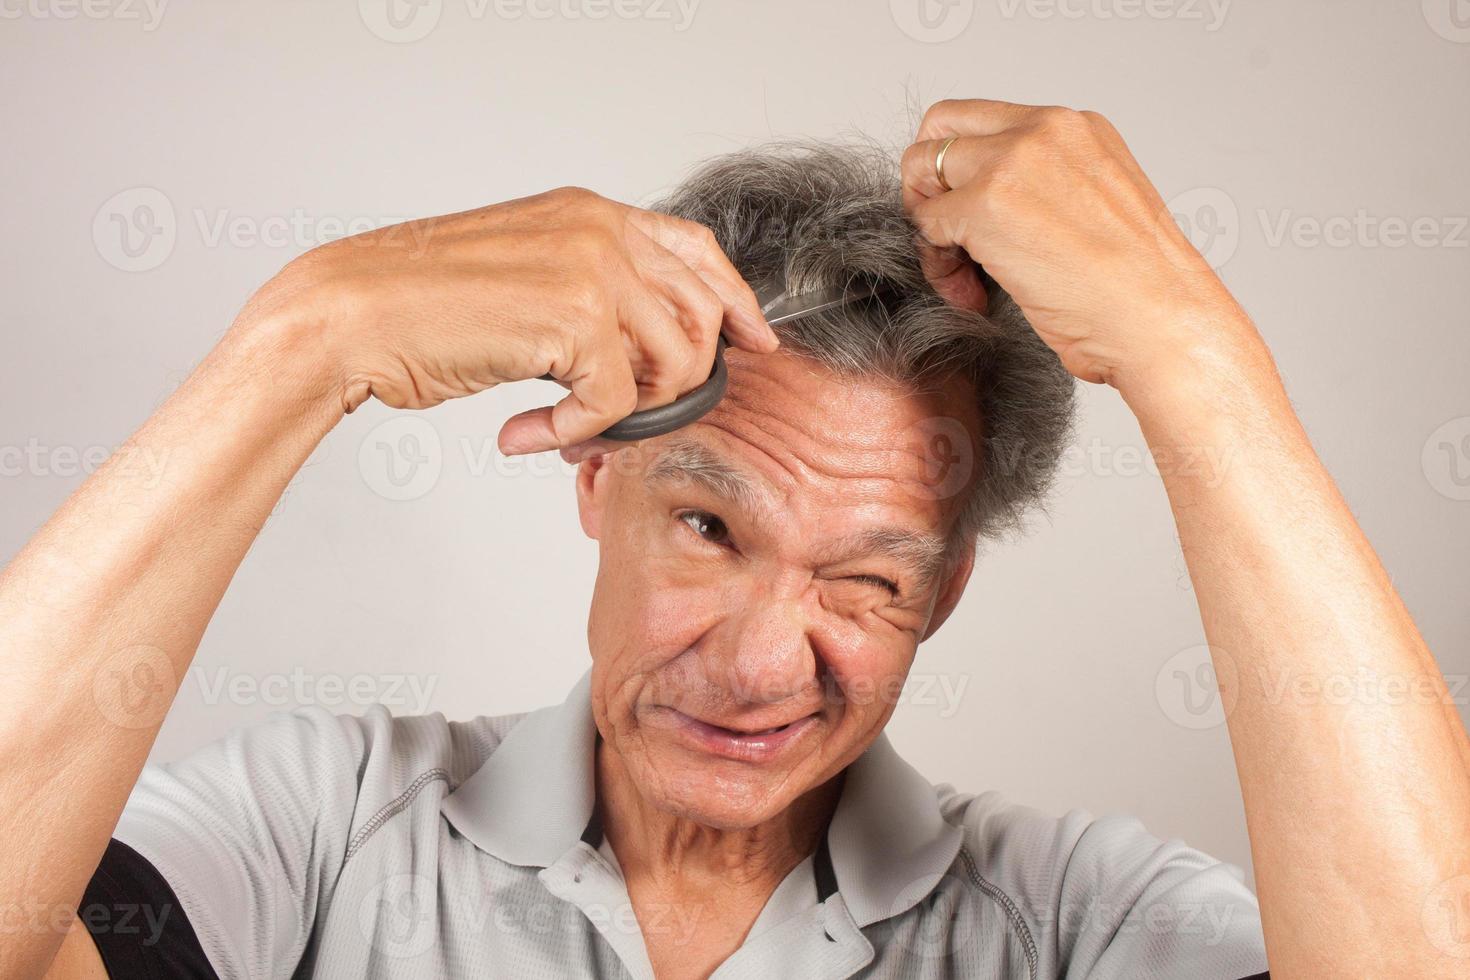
[637,744,806,830]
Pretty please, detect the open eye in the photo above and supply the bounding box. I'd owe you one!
[679,510,732,547]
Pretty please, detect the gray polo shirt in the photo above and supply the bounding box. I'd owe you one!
[113,670,1269,978]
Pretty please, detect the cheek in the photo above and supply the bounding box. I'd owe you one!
[819,628,919,729]
[588,527,728,677]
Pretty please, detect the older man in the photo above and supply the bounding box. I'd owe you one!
[9,99,1469,980]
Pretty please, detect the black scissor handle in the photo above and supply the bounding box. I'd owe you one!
[537,334,729,442]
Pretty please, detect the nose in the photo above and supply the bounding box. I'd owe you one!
[702,590,818,707]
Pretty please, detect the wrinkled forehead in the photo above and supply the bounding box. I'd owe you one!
[624,348,982,534]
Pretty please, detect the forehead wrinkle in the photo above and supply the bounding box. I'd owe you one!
[643,436,780,523]
[714,374,929,490]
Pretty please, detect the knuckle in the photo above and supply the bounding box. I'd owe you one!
[901,140,930,174]
[688,288,723,329]
[1036,105,1078,130]
[614,379,639,416]
[569,225,621,268]
[548,185,600,208]
[566,278,612,322]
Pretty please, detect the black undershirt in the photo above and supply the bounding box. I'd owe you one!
[81,839,217,979]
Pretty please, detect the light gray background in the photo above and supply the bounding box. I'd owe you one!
[3,0,1468,889]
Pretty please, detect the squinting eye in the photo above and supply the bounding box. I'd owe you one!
[850,573,900,596]
[679,510,731,546]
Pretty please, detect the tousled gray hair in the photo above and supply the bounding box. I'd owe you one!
[652,142,1077,551]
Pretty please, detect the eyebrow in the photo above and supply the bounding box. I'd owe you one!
[644,438,951,591]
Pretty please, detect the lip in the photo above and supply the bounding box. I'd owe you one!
[649,707,821,763]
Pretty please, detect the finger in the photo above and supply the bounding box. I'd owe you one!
[560,436,623,464]
[901,134,1014,206]
[618,281,705,409]
[627,231,725,361]
[915,98,1039,142]
[908,188,978,251]
[623,209,777,353]
[498,334,638,454]
[918,244,988,313]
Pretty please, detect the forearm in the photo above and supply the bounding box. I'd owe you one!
[1121,304,1470,978]
[0,313,340,978]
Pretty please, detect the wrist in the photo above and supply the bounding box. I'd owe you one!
[226,259,353,416]
[222,298,346,422]
[1111,295,1277,417]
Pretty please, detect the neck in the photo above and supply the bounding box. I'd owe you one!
[594,740,843,894]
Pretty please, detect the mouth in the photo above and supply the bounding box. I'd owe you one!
[649,707,821,763]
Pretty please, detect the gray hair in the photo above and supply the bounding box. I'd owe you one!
[652,142,1077,552]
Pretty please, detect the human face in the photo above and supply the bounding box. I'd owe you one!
[575,347,980,830]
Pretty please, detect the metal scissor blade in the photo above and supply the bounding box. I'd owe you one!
[758,281,882,326]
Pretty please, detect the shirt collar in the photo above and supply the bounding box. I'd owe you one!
[440,668,963,928]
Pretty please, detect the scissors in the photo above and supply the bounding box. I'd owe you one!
[543,279,886,441]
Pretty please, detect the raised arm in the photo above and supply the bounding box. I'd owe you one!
[3,188,775,979]
[902,98,1470,979]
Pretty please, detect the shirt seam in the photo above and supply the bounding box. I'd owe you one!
[959,846,1040,980]
[342,767,450,864]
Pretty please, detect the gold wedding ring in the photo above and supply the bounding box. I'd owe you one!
[934,136,959,192]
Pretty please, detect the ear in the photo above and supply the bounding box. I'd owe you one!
[920,539,976,642]
[574,451,615,540]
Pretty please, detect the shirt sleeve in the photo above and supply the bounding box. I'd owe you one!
[110,706,374,980]
[950,791,1270,980]
[1052,812,1270,979]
